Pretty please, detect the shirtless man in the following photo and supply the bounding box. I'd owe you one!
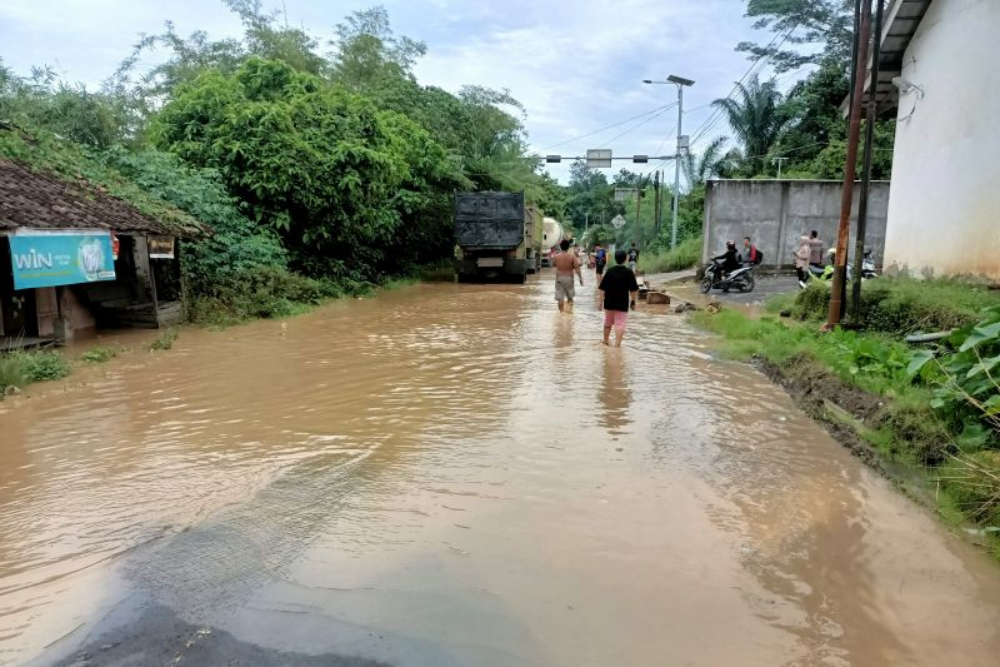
[553,239,584,313]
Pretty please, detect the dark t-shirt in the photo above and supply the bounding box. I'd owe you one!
[599,264,639,312]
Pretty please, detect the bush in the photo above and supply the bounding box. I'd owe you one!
[790,277,1000,334]
[0,355,27,392]
[21,350,71,382]
[188,266,349,326]
[149,329,179,351]
[0,349,71,392]
[80,345,124,363]
[637,236,702,274]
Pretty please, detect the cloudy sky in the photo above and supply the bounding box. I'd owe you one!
[0,0,807,183]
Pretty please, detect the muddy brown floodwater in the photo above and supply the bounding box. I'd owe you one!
[3,275,1000,666]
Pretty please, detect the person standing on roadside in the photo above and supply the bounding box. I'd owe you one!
[554,238,583,313]
[743,236,761,265]
[594,243,608,282]
[627,243,640,272]
[599,250,639,347]
[794,235,811,286]
[809,230,825,268]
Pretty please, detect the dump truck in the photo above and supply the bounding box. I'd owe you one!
[453,192,542,283]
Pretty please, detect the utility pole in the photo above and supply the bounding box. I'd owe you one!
[634,176,643,248]
[826,0,872,330]
[774,157,788,179]
[671,87,684,249]
[852,0,884,325]
[653,171,662,235]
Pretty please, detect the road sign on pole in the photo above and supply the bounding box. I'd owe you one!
[611,214,626,230]
[586,149,612,168]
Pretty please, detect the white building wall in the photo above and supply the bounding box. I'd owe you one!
[883,0,1000,278]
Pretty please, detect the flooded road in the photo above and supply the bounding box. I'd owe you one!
[3,274,1000,666]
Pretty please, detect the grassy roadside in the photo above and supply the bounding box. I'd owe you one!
[691,278,1000,558]
[637,236,702,274]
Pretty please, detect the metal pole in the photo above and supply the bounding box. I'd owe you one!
[775,157,787,179]
[653,171,661,235]
[826,0,872,329]
[634,176,643,248]
[671,85,684,249]
[852,0,883,325]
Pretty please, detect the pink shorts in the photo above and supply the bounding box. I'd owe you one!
[603,310,628,331]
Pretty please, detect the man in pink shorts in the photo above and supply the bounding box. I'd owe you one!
[599,249,639,346]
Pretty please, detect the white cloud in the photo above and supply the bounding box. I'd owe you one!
[410,0,772,183]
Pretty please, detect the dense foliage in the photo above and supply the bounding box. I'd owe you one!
[710,2,894,180]
[1,3,551,319]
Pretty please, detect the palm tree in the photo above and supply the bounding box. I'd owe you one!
[682,136,731,189]
[711,74,789,176]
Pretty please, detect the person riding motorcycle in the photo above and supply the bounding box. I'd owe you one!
[711,241,742,282]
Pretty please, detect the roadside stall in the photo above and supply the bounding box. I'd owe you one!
[0,159,204,347]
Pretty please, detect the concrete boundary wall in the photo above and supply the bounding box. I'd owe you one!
[702,180,890,268]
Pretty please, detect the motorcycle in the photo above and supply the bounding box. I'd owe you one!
[700,259,756,294]
[799,249,877,289]
[861,250,878,280]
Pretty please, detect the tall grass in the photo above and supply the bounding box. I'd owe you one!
[636,236,702,274]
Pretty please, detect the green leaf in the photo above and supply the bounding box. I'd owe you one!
[959,321,1000,352]
[983,395,1000,416]
[906,349,935,380]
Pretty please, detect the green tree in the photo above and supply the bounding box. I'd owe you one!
[330,6,427,90]
[712,74,790,176]
[682,136,731,188]
[153,57,458,279]
[0,62,128,148]
[809,119,894,180]
[737,0,855,73]
[773,59,850,173]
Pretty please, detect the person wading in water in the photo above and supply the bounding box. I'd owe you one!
[554,238,583,313]
[599,249,639,346]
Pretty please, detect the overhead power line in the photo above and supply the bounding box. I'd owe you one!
[537,103,676,153]
[688,24,799,150]
[603,106,674,147]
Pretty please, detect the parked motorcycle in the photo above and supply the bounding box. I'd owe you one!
[799,248,877,289]
[861,249,878,280]
[700,259,756,294]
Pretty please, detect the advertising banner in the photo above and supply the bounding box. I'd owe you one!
[8,230,116,290]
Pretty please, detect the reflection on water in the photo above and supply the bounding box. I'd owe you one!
[2,276,1000,666]
[598,350,631,436]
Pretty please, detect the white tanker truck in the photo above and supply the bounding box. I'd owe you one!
[540,217,567,267]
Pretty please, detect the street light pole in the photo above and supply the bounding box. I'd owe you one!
[671,84,684,249]
[644,74,694,249]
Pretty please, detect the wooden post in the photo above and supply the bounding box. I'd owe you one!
[851,0,884,324]
[826,0,872,329]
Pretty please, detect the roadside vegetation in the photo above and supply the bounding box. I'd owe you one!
[694,277,1000,555]
[637,236,702,274]
[0,3,557,324]
[0,349,71,396]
